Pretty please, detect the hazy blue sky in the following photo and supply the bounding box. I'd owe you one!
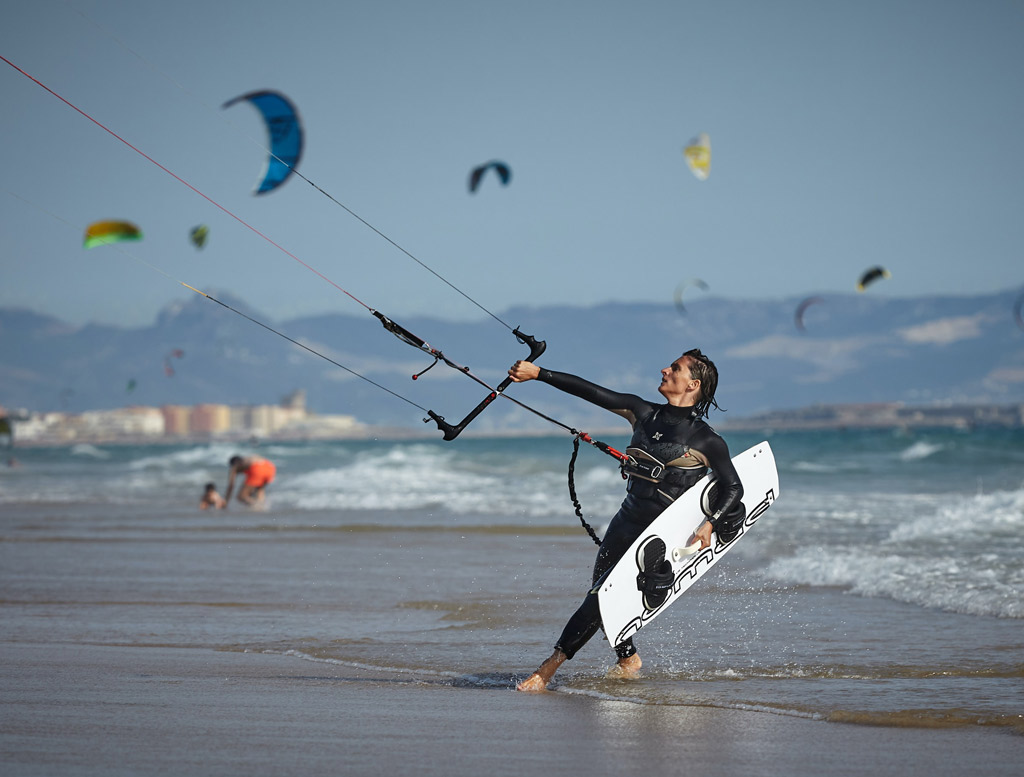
[3,0,1023,328]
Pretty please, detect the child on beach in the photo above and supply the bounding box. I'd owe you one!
[199,482,226,510]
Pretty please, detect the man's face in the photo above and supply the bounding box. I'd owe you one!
[658,355,697,400]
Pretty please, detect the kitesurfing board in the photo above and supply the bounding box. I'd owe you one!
[597,441,779,647]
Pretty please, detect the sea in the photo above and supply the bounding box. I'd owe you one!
[1,426,1022,733]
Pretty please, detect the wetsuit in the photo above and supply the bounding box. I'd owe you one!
[536,368,744,661]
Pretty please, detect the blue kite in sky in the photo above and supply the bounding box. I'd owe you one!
[222,90,303,194]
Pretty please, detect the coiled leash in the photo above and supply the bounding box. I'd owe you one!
[567,432,629,546]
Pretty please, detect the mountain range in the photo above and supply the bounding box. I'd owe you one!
[2,289,1023,433]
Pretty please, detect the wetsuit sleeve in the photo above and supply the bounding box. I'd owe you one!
[537,369,650,418]
[697,431,744,523]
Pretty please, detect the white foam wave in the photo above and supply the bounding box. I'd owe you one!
[0,439,628,516]
[278,460,620,518]
[763,483,1024,618]
[0,483,85,504]
[766,543,1023,619]
[258,649,463,679]
[269,443,623,518]
[128,442,237,470]
[899,441,945,461]
[890,488,1024,541]
[70,443,110,459]
[791,461,840,473]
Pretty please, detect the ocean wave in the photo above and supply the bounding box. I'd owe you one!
[128,442,238,471]
[898,441,946,461]
[673,663,1024,682]
[125,441,340,474]
[0,487,88,504]
[0,439,629,514]
[790,461,840,473]
[273,446,623,518]
[889,488,1024,541]
[70,443,111,459]
[555,682,825,721]
[270,648,461,679]
[765,545,1024,619]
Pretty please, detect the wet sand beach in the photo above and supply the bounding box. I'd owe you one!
[3,641,1022,777]
[2,436,1023,774]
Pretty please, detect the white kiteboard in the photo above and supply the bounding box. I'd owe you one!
[598,441,779,648]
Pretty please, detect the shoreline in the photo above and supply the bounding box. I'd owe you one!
[2,642,1021,776]
[7,413,1024,449]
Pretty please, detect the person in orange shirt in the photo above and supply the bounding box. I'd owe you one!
[223,455,276,507]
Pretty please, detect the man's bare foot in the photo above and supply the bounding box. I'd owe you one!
[605,652,642,679]
[516,649,568,692]
[515,672,548,692]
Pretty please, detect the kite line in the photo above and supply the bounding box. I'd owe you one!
[3,51,632,540]
[27,5,517,333]
[0,53,566,441]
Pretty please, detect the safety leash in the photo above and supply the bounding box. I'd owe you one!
[567,432,629,546]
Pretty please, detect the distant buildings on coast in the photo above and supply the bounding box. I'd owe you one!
[720,402,1024,432]
[2,395,1023,447]
[1,390,364,446]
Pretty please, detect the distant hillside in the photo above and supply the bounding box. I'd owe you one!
[2,290,1023,433]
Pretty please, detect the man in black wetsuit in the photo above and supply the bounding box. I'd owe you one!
[508,349,744,692]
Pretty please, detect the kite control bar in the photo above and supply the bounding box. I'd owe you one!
[426,327,546,440]
[372,310,545,440]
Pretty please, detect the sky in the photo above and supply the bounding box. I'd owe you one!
[3,0,1023,329]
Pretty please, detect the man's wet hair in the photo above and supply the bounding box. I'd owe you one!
[683,348,722,418]
[229,455,242,467]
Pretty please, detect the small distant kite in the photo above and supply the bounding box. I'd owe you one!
[126,379,137,393]
[163,348,184,377]
[856,266,891,292]
[84,220,142,249]
[683,133,711,181]
[190,225,210,249]
[222,90,303,194]
[794,296,825,332]
[673,278,709,314]
[468,161,511,193]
